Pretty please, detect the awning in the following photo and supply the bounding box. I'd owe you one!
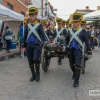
[0,4,24,21]
[83,10,100,20]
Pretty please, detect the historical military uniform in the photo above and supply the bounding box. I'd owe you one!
[23,7,46,82]
[66,20,69,29]
[62,20,66,28]
[69,24,72,28]
[24,17,29,24]
[81,20,86,27]
[66,13,92,87]
[81,20,90,43]
[40,20,54,41]
[40,20,49,41]
[54,18,67,65]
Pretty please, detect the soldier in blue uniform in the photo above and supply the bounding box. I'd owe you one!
[40,20,54,41]
[62,20,66,28]
[54,18,67,65]
[81,20,86,29]
[69,23,72,29]
[66,20,70,32]
[81,20,90,41]
[40,20,49,41]
[23,7,46,82]
[66,13,92,87]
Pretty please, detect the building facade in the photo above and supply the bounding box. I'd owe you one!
[0,0,33,40]
[0,0,33,16]
[75,6,95,15]
[28,0,44,18]
[69,6,95,23]
[28,0,56,18]
[97,6,100,10]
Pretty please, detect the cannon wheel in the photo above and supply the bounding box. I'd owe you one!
[41,47,50,72]
[82,60,87,74]
[82,43,87,74]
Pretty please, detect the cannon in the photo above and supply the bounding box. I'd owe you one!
[41,36,69,72]
[41,36,92,73]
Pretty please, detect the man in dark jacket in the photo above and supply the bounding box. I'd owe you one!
[66,13,92,87]
[40,20,55,41]
[89,25,98,49]
[23,7,46,82]
[54,18,67,65]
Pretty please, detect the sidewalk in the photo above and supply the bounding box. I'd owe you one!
[0,48,20,61]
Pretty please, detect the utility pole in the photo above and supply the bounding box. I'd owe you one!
[45,4,47,17]
[41,0,43,18]
[0,0,2,4]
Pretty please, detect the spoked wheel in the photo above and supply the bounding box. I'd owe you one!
[82,60,87,74]
[82,43,87,74]
[43,56,50,72]
[82,58,85,74]
[41,47,50,72]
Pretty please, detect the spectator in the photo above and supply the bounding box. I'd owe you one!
[19,22,26,59]
[5,26,13,53]
[89,25,98,50]
[98,28,100,48]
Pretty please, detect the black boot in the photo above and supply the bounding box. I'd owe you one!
[73,68,81,87]
[35,65,40,82]
[70,65,75,80]
[29,65,36,82]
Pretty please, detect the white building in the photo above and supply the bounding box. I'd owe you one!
[28,0,56,19]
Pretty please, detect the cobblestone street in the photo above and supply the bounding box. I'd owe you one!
[0,47,100,100]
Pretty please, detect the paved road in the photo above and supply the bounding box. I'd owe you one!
[0,47,100,100]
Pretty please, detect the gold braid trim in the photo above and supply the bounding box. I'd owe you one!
[30,20,38,25]
[29,64,34,67]
[75,67,82,70]
[35,64,40,66]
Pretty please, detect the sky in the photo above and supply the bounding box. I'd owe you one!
[49,0,100,19]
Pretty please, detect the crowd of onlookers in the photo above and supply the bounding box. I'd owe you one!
[0,26,13,53]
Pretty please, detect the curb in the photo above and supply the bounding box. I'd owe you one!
[0,50,20,61]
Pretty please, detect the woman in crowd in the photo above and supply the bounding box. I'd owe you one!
[5,26,13,53]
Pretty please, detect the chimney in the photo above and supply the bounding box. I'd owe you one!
[86,6,89,9]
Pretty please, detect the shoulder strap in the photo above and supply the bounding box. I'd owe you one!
[59,28,64,35]
[44,31,49,41]
[68,28,83,47]
[27,23,41,41]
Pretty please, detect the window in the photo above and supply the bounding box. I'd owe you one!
[7,2,13,10]
[21,11,25,16]
[0,0,2,4]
